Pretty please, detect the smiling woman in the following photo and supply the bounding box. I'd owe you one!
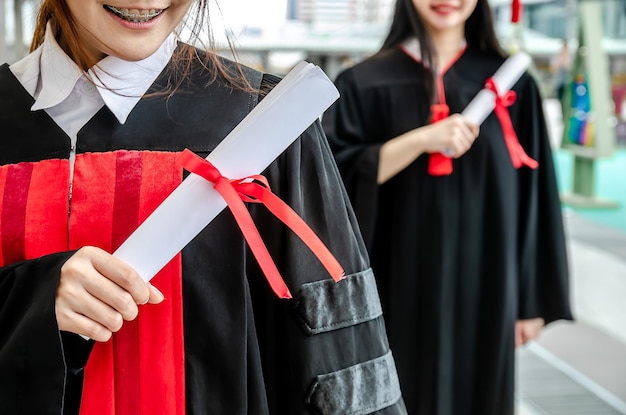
[0,0,407,414]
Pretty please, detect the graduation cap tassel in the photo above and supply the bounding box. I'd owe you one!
[511,0,522,23]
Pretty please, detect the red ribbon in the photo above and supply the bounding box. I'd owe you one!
[427,104,452,176]
[485,78,538,169]
[178,149,345,299]
[511,0,522,23]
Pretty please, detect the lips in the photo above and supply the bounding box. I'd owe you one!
[104,5,165,22]
[431,3,458,13]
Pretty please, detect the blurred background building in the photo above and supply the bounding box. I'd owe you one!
[1,0,625,413]
[2,0,624,94]
[287,0,394,25]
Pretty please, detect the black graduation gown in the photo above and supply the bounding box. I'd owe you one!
[0,48,407,415]
[322,45,573,415]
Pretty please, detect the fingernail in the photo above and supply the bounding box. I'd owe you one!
[148,282,165,301]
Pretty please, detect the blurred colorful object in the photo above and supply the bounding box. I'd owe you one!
[568,73,594,146]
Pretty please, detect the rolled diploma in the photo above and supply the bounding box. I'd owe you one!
[113,61,340,282]
[461,52,532,125]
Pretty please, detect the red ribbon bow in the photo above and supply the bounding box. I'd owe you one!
[427,104,453,176]
[179,149,345,299]
[485,78,538,170]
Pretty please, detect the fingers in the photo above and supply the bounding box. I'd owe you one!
[88,247,152,305]
[56,246,165,341]
[467,121,480,137]
[521,318,545,344]
[56,300,117,343]
[426,114,479,158]
[440,114,479,158]
[514,318,545,348]
[147,283,165,304]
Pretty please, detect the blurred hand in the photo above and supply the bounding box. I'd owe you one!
[419,114,479,158]
[56,246,164,342]
[515,317,545,348]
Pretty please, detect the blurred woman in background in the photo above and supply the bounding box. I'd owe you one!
[323,0,573,413]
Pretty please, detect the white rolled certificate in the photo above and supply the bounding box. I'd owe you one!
[113,61,340,282]
[462,52,532,125]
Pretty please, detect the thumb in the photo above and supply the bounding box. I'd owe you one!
[146,282,165,304]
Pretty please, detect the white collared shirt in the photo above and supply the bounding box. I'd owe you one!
[9,24,176,143]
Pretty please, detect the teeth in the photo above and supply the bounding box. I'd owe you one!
[104,5,164,22]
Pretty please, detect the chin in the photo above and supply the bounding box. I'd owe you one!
[110,47,160,62]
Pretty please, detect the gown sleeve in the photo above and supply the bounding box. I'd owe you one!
[247,116,406,414]
[513,74,573,324]
[321,69,383,250]
[0,252,94,414]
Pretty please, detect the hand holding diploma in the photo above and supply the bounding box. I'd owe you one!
[464,52,538,169]
[428,51,536,175]
[461,52,532,125]
[56,246,165,342]
[56,61,341,340]
[113,61,340,285]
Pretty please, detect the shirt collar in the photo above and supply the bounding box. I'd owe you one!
[31,25,176,124]
[89,35,177,124]
[31,27,84,112]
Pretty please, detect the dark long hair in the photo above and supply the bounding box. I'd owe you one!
[30,0,253,93]
[378,0,505,104]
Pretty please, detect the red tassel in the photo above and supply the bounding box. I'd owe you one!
[427,104,453,176]
[511,0,522,23]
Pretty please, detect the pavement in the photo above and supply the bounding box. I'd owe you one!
[516,211,626,415]
[516,100,626,415]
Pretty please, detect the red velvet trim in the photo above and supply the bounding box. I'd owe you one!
[25,160,70,260]
[80,342,116,414]
[137,152,185,414]
[111,151,143,415]
[74,151,121,414]
[0,153,185,413]
[0,160,70,266]
[0,166,7,266]
[1,163,33,265]
[70,152,117,251]
[112,151,142,249]
[75,151,185,415]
